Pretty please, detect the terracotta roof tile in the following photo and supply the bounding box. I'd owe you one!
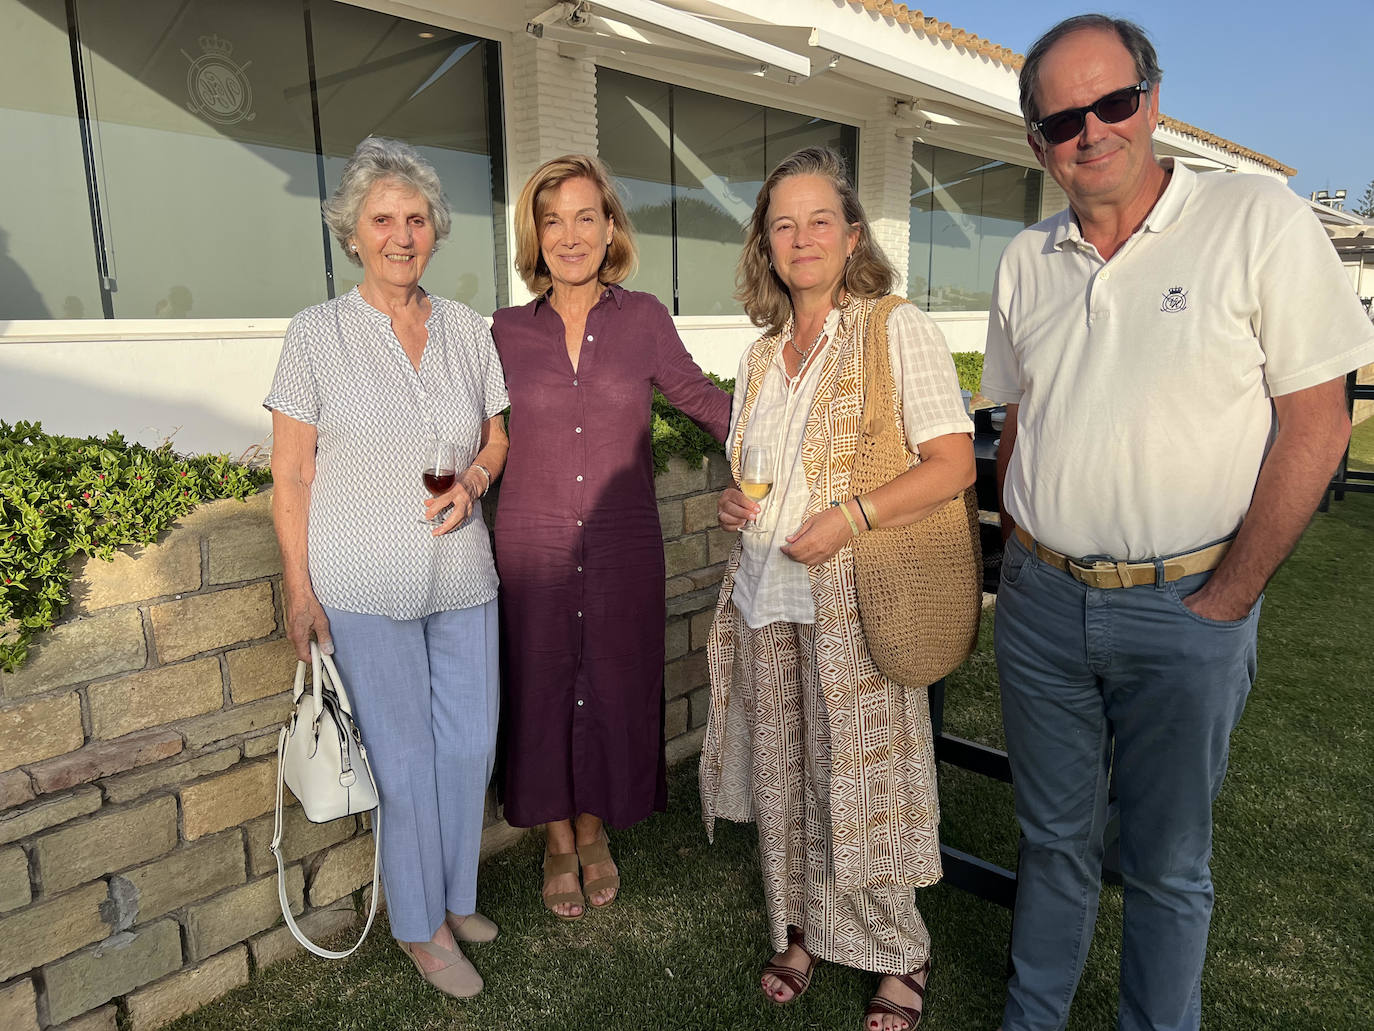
[842,1,1294,176]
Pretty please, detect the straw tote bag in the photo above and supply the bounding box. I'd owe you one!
[849,295,982,689]
[270,641,381,959]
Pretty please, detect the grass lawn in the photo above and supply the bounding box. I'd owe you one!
[170,482,1374,1031]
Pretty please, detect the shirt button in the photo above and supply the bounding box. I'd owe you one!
[586,334,593,342]
[575,426,582,433]
[577,611,583,618]
[573,379,578,386]
[1099,270,1110,281]
[576,520,583,526]
[577,566,583,572]
[576,475,584,482]
[577,699,585,706]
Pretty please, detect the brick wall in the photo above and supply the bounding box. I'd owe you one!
[0,456,730,1029]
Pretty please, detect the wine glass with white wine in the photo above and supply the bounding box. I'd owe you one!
[740,445,774,534]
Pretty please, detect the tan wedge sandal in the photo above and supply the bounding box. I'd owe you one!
[577,828,620,908]
[542,850,585,920]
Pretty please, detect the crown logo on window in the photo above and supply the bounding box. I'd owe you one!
[197,34,234,56]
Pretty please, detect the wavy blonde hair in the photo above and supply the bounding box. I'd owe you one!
[737,147,895,337]
[513,154,638,296]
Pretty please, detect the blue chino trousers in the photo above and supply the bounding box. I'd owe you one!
[995,534,1259,1031]
[323,601,499,943]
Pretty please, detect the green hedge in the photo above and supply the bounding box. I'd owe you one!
[0,423,269,672]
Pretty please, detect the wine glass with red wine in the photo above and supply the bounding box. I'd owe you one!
[420,441,457,524]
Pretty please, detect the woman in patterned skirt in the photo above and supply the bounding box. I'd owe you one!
[700,147,976,1031]
[266,137,506,999]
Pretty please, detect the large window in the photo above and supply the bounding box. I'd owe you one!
[599,68,857,316]
[1,0,504,320]
[908,144,1041,312]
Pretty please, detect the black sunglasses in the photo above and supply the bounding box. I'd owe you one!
[1032,81,1151,146]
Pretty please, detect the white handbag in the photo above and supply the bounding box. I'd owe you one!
[270,641,382,959]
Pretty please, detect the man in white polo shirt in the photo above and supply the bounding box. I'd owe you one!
[981,14,1374,1031]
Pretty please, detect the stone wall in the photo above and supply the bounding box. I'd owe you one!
[0,455,730,1030]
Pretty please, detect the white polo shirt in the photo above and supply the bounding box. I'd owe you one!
[982,159,1374,561]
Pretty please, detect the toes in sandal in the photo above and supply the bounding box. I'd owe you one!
[761,926,815,1005]
[398,939,483,999]
[864,957,931,1030]
[576,828,620,908]
[542,850,585,921]
[446,910,498,943]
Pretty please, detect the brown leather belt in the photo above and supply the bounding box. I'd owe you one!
[1013,527,1231,589]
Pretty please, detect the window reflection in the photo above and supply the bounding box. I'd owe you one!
[1,0,504,320]
[909,143,1041,312]
[0,0,102,318]
[599,68,857,316]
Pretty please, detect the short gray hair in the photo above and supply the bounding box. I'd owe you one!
[322,137,452,265]
[1019,15,1162,132]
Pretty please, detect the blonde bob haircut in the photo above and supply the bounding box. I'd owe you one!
[737,147,895,338]
[513,154,638,296]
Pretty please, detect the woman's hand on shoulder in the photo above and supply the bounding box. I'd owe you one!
[780,507,853,566]
[284,586,332,660]
[718,487,758,532]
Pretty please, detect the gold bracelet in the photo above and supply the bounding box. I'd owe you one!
[831,499,861,537]
[856,494,878,530]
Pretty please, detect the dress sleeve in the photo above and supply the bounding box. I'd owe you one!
[262,311,320,425]
[886,302,973,451]
[650,299,733,442]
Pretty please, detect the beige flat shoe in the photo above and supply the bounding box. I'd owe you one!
[446,910,498,943]
[398,939,483,998]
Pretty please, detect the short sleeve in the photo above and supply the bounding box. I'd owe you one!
[979,257,1023,404]
[1253,202,1374,397]
[471,312,510,419]
[886,302,974,450]
[262,312,320,425]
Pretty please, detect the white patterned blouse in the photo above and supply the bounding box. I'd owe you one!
[264,287,509,619]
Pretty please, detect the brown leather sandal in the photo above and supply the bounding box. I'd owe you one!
[761,926,814,1005]
[864,957,931,1030]
[576,828,620,908]
[542,850,585,921]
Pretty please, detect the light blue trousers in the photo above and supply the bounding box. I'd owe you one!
[995,534,1259,1031]
[323,601,499,943]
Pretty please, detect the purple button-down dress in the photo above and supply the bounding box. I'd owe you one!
[493,284,731,828]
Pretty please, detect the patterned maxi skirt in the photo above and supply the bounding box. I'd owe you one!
[716,613,931,975]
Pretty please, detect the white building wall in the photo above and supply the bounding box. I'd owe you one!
[857,121,915,298]
[504,3,599,211]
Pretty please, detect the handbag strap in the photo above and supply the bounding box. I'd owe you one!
[861,294,911,440]
[270,726,381,960]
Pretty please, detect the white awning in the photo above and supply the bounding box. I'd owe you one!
[526,1,811,84]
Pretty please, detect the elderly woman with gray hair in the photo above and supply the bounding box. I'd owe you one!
[265,137,508,999]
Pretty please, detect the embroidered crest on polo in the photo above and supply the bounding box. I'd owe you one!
[1160,286,1188,313]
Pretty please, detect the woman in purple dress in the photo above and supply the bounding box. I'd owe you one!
[492,155,730,920]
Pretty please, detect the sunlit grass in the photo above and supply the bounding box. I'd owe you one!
[170,490,1373,1031]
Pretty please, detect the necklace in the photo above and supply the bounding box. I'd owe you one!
[788,322,827,363]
